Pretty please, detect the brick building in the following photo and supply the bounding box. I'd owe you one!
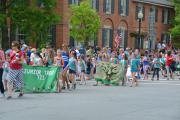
[53,0,174,49]
[6,0,174,49]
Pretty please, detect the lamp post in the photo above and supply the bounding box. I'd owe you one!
[138,10,143,49]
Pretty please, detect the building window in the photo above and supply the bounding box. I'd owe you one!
[15,28,26,44]
[0,1,4,12]
[135,37,144,49]
[117,28,128,48]
[161,33,170,44]
[48,25,56,47]
[37,0,44,8]
[92,0,99,11]
[162,8,170,24]
[150,7,158,22]
[102,27,113,48]
[103,0,114,14]
[106,0,112,14]
[69,0,79,5]
[136,6,145,21]
[155,8,158,22]
[119,0,129,16]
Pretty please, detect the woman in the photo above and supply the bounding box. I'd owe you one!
[6,41,24,99]
[121,54,128,86]
[130,53,139,87]
[44,48,54,67]
[110,52,118,64]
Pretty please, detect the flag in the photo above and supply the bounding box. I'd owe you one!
[114,33,121,48]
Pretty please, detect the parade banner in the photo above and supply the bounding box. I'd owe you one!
[23,65,60,93]
[94,62,124,86]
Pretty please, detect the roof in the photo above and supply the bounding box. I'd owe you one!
[133,0,174,8]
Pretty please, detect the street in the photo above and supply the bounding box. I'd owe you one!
[1,78,180,120]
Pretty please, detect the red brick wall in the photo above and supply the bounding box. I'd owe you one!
[55,0,174,49]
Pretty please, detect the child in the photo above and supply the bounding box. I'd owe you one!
[54,50,64,92]
[67,50,77,90]
[151,54,161,81]
[2,54,10,92]
[91,57,97,79]
[79,55,86,85]
[130,53,139,87]
[86,57,92,80]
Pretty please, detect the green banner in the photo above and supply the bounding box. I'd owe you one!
[23,65,60,93]
[94,62,124,86]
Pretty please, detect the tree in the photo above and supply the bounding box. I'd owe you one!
[171,0,180,48]
[0,0,60,48]
[69,0,100,46]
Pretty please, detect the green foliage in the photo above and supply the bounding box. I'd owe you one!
[69,0,100,45]
[171,0,180,48]
[0,0,60,46]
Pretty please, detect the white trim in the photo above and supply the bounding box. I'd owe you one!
[105,0,112,14]
[103,25,112,29]
[133,0,174,8]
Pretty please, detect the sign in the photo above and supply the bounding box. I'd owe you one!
[23,65,60,93]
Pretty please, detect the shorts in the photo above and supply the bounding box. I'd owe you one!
[81,70,85,73]
[2,71,8,81]
[6,69,24,89]
[131,68,138,73]
[58,67,62,73]
[69,69,76,74]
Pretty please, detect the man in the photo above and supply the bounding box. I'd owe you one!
[0,48,5,97]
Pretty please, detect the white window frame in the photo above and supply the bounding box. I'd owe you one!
[120,0,127,16]
[16,28,26,43]
[72,0,79,5]
[103,25,112,47]
[119,27,125,48]
[106,0,112,14]
[92,0,96,9]
[163,9,168,24]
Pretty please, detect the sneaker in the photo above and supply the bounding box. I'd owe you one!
[73,84,76,90]
[151,78,154,81]
[61,86,66,90]
[18,93,24,97]
[0,93,5,98]
[93,84,98,86]
[6,96,12,100]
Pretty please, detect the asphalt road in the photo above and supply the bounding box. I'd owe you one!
[0,78,180,120]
